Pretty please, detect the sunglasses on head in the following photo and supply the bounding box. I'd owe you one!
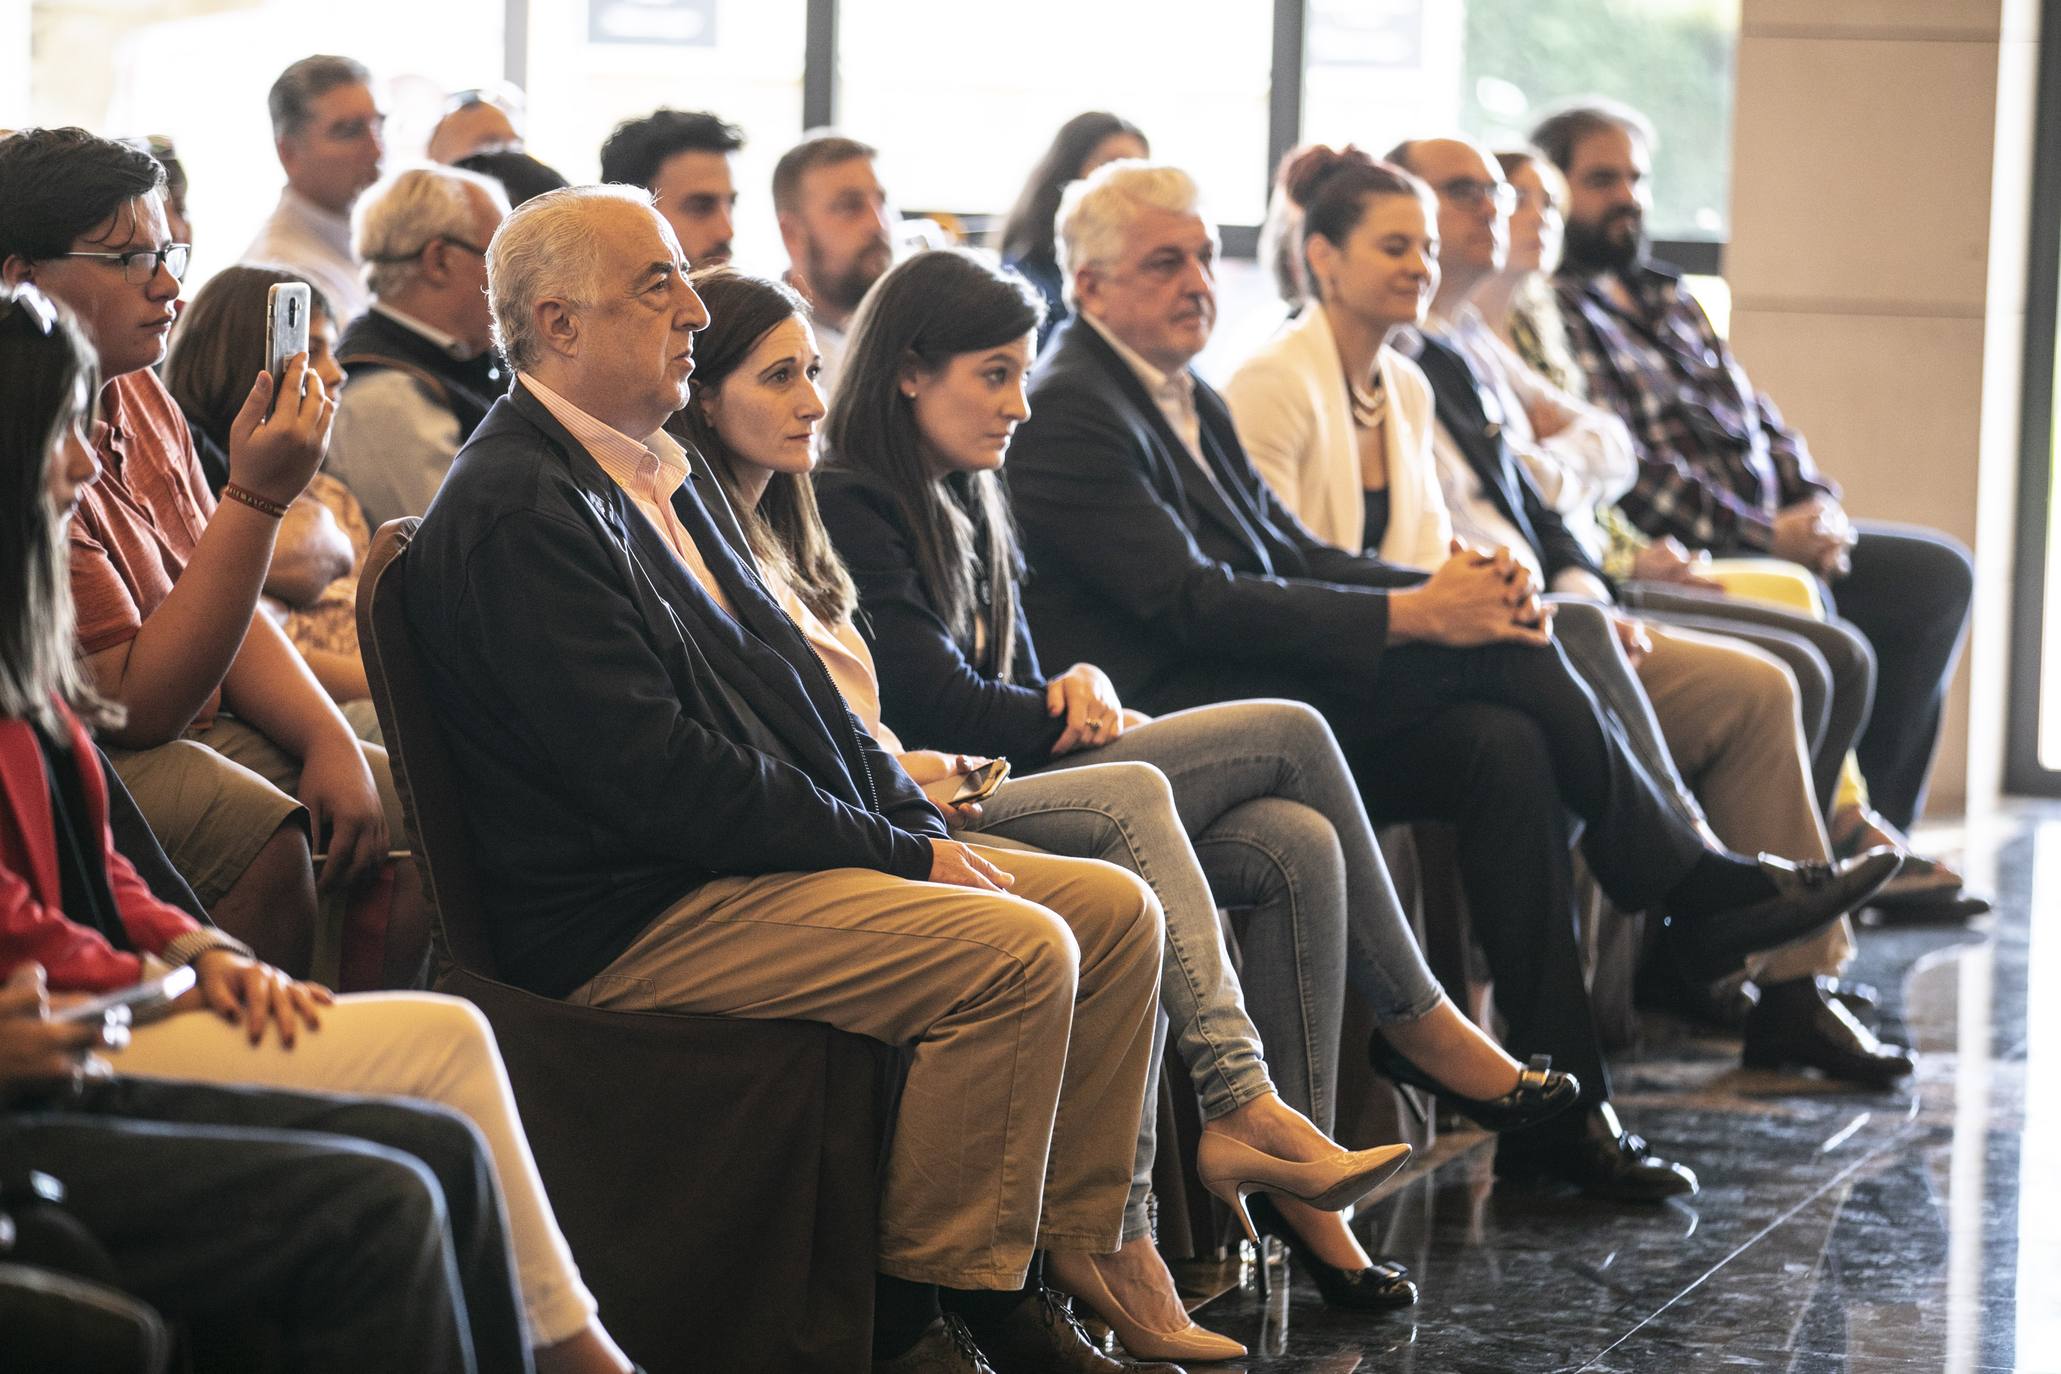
[0,286,59,335]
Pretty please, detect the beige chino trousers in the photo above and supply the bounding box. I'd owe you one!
[1639,623,1855,981]
[570,844,1164,1289]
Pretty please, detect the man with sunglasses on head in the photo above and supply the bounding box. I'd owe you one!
[326,165,511,529]
[244,55,386,324]
[0,126,393,980]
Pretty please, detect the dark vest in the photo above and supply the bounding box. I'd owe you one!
[335,308,506,442]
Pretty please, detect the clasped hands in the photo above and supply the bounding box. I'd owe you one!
[1397,540,1555,648]
[1771,495,1855,579]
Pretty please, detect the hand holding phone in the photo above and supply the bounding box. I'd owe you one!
[265,283,312,394]
[950,757,1010,805]
[51,964,196,1027]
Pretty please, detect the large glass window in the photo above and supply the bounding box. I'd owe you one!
[27,0,503,283]
[1304,0,1740,244]
[522,0,805,273]
[835,0,1274,226]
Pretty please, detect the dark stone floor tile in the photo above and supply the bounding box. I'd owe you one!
[1161,805,2060,1371]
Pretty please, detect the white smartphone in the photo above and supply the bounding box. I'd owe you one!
[265,282,311,391]
[51,964,196,1025]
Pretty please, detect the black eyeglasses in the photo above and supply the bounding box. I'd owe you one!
[0,286,59,334]
[50,243,192,285]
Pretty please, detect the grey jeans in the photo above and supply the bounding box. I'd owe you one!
[978,699,1445,1236]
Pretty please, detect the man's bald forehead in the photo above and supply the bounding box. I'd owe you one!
[1395,137,1497,181]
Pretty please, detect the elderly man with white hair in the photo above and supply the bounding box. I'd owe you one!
[1004,160,1899,1212]
[403,183,1173,1374]
[325,163,510,528]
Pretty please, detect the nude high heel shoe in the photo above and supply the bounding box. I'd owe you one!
[1194,1132,1412,1244]
[1048,1252,1247,1363]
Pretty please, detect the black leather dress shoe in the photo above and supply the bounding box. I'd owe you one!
[876,1317,999,1374]
[1635,956,1759,1030]
[962,1287,1184,1374]
[1824,976,1879,1023]
[1866,889,1994,924]
[1665,849,1900,980]
[1494,1102,1699,1203]
[1742,976,1916,1087]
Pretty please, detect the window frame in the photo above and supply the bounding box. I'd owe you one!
[497,0,1729,270]
[2004,0,2061,795]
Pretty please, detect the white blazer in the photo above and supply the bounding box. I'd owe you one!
[1222,304,1452,569]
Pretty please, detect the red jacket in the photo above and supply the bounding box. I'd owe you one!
[0,701,202,991]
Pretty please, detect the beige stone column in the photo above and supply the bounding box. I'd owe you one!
[1726,0,2042,814]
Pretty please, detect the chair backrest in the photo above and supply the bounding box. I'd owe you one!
[356,519,500,976]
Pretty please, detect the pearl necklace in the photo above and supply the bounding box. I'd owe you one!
[1348,370,1387,430]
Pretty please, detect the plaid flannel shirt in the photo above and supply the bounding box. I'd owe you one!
[1556,261,1838,554]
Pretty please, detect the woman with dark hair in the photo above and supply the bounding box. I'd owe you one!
[1225,145,1450,569]
[0,283,638,1373]
[998,113,1148,342]
[166,265,373,709]
[787,248,1579,1331]
[676,264,1438,1361]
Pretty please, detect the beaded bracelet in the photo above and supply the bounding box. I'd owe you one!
[221,482,290,519]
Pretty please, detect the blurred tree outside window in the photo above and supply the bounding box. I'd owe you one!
[1460,0,1740,242]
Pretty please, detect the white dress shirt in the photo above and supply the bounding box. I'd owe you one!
[243,187,369,325]
[1432,304,1635,564]
[1082,313,1211,476]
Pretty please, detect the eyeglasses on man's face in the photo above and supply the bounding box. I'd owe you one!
[1436,179,1518,217]
[50,243,192,285]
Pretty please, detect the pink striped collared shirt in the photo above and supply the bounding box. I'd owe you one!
[519,373,734,615]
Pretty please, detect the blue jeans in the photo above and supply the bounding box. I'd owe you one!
[977,700,1445,1235]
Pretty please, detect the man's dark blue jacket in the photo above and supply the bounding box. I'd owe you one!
[1006,317,1423,715]
[406,381,945,996]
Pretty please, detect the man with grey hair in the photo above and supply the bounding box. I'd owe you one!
[243,54,384,321]
[325,164,509,527]
[406,183,1169,1374]
[1007,160,1897,1207]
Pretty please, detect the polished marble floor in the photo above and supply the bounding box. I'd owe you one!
[1180,805,2061,1373]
